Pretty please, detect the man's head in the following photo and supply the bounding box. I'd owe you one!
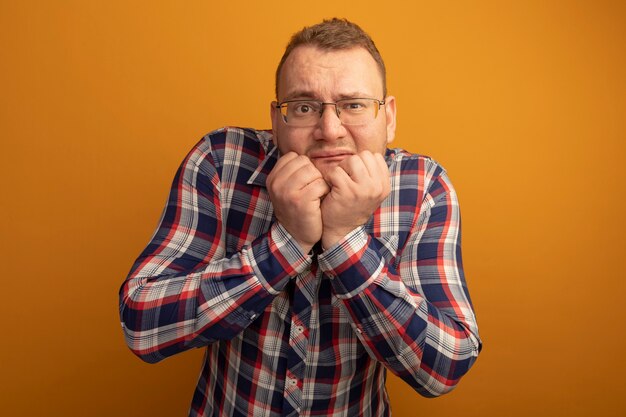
[275,18,387,99]
[271,18,396,181]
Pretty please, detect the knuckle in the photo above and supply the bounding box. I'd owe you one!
[286,189,300,202]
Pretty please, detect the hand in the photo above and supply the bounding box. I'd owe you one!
[266,152,330,253]
[321,151,390,249]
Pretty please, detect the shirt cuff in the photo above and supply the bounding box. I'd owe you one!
[317,226,384,298]
[248,222,313,294]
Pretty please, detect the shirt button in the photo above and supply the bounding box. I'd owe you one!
[355,327,363,334]
[250,313,257,321]
[288,377,297,386]
[296,326,304,334]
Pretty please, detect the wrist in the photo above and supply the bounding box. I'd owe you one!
[297,241,315,255]
[321,230,347,250]
[322,224,368,250]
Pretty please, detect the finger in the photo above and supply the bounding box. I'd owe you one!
[357,150,379,179]
[273,155,321,186]
[374,153,391,195]
[271,151,299,173]
[303,177,331,199]
[374,152,388,172]
[326,165,353,189]
[338,154,368,183]
[267,152,299,186]
[374,153,390,179]
[291,160,325,187]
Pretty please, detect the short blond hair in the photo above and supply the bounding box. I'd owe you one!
[275,18,387,99]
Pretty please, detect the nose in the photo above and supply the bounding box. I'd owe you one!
[316,104,346,141]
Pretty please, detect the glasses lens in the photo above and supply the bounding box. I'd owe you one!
[281,101,321,126]
[337,99,377,125]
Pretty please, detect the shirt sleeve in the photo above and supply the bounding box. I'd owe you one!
[119,138,311,364]
[317,166,482,397]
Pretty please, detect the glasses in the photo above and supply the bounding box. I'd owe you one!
[275,98,385,127]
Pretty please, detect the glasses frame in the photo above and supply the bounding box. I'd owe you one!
[275,98,386,126]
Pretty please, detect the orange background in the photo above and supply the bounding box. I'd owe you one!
[1,1,625,416]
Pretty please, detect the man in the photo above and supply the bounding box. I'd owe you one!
[120,18,481,417]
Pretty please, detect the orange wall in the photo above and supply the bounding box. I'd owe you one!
[1,1,625,416]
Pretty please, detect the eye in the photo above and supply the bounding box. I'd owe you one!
[340,100,367,112]
[295,104,311,114]
[292,102,318,115]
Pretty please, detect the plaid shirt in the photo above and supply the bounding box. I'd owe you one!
[120,127,481,417]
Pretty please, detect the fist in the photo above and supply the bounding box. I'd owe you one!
[266,152,330,253]
[321,151,390,249]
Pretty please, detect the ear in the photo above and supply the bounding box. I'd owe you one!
[384,95,397,144]
[270,101,279,147]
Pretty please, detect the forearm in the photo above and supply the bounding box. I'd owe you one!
[318,209,481,396]
[120,222,309,363]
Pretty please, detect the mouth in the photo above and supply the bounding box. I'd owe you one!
[309,151,353,163]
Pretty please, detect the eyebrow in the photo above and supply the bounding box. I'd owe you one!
[282,90,376,101]
[281,90,317,101]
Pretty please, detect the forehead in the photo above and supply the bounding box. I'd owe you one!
[278,46,383,100]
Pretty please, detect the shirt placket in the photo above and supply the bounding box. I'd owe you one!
[282,265,319,417]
